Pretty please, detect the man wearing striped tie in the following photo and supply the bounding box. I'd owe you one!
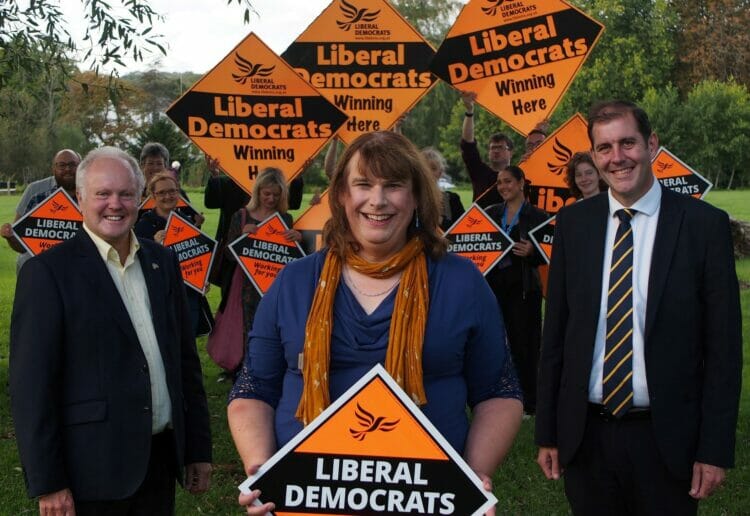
[535,100,742,514]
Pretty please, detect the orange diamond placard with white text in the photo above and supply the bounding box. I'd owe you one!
[12,188,82,256]
[444,204,513,275]
[652,147,712,199]
[162,212,217,295]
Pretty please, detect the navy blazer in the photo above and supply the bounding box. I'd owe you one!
[10,230,211,500]
[535,186,742,479]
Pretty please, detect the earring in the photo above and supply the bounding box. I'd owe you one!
[414,209,420,229]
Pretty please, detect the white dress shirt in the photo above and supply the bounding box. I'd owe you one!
[84,224,172,433]
[588,179,661,407]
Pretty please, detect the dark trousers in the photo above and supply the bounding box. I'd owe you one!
[76,432,176,515]
[564,410,698,515]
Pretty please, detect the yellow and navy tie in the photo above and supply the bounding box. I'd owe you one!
[603,208,635,418]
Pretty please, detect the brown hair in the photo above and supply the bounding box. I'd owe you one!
[324,131,448,259]
[147,172,178,194]
[587,100,653,146]
[564,152,607,198]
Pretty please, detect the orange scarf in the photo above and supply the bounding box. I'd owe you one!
[296,237,429,425]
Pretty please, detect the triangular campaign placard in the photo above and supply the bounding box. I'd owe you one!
[430,1,604,136]
[138,194,199,221]
[229,213,306,296]
[652,147,712,199]
[293,189,332,255]
[239,364,497,515]
[282,0,438,144]
[528,215,556,264]
[166,33,348,194]
[444,204,513,275]
[162,212,217,295]
[12,188,82,256]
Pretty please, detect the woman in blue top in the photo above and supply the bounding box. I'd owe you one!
[228,131,523,514]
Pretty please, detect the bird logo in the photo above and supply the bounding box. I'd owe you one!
[546,138,574,176]
[50,200,68,214]
[337,0,380,31]
[232,53,275,85]
[655,161,674,175]
[466,216,482,228]
[171,225,184,236]
[482,0,509,16]
[349,403,399,441]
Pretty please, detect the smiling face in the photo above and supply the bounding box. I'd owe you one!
[152,177,179,213]
[496,169,525,204]
[52,150,80,193]
[78,157,139,255]
[574,162,601,199]
[340,152,417,262]
[488,140,513,171]
[591,112,658,207]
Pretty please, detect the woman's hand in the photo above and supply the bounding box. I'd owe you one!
[476,472,496,516]
[205,155,221,177]
[239,465,276,514]
[243,224,259,235]
[154,230,166,245]
[284,229,302,242]
[511,239,534,257]
[194,212,205,227]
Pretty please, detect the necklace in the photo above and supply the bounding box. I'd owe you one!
[344,270,400,297]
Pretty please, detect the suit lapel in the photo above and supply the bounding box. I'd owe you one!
[583,195,609,335]
[137,241,168,348]
[75,231,140,343]
[645,188,683,341]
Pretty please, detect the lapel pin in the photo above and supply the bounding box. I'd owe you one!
[152,263,159,270]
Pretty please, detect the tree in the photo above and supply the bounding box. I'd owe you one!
[669,0,750,91]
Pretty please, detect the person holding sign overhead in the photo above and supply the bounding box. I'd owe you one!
[460,90,515,207]
[484,165,549,417]
[227,131,523,514]
[536,101,741,513]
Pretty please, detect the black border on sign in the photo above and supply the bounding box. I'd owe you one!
[164,211,218,295]
[12,187,82,257]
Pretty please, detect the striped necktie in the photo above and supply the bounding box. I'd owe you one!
[603,208,635,418]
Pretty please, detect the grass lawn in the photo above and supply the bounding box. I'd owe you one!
[0,188,748,514]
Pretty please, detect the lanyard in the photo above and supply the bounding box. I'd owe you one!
[502,202,523,233]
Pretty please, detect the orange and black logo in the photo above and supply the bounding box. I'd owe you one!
[50,199,68,214]
[545,138,574,176]
[232,53,275,85]
[348,403,399,441]
[482,0,510,16]
[337,0,380,31]
[655,160,673,174]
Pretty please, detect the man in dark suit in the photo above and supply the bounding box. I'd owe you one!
[10,146,212,514]
[535,101,742,514]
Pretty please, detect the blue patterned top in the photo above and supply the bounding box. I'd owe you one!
[229,250,522,453]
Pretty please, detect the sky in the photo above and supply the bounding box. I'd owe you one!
[63,0,372,74]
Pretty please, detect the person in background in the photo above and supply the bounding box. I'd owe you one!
[227,131,523,514]
[460,90,514,207]
[536,100,742,514]
[223,167,301,347]
[1,149,81,272]
[422,146,465,231]
[520,124,548,163]
[10,146,212,514]
[485,165,549,417]
[135,172,210,336]
[565,151,607,200]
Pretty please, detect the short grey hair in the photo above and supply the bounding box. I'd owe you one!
[139,142,170,164]
[421,147,447,174]
[76,146,145,201]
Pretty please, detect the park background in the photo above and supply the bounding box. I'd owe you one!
[1,0,749,513]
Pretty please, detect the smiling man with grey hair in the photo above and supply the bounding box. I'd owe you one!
[10,146,212,514]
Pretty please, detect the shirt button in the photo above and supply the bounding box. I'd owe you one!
[143,406,150,412]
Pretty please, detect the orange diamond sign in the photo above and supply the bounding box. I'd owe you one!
[444,204,513,275]
[652,147,712,199]
[293,189,332,254]
[12,188,82,256]
[229,213,306,296]
[166,33,347,194]
[282,0,438,144]
[430,1,604,136]
[239,365,497,515]
[162,212,217,295]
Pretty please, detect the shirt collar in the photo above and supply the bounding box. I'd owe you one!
[607,176,661,219]
[83,223,140,266]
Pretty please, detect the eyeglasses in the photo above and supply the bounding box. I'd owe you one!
[142,160,166,168]
[154,188,179,198]
[55,161,79,169]
[489,145,511,152]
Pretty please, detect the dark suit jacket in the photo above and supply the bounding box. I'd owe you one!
[535,187,742,479]
[10,231,212,500]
